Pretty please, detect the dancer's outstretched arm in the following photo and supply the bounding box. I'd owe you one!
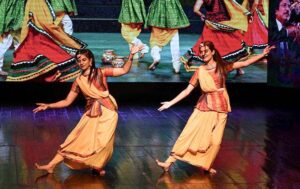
[194,0,205,21]
[158,84,195,111]
[111,44,144,76]
[33,90,78,113]
[230,45,275,70]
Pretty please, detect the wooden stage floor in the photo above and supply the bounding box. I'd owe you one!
[0,103,299,189]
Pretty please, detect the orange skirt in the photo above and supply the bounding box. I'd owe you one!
[169,109,227,170]
[58,106,118,169]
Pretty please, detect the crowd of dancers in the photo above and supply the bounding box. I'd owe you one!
[0,0,271,81]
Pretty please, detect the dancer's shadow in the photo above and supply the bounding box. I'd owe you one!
[35,173,110,189]
[156,172,215,189]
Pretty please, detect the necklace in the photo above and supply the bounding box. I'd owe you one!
[206,63,216,70]
[81,70,90,77]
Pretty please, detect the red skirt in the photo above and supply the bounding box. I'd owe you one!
[243,10,268,53]
[181,25,248,65]
[6,22,86,82]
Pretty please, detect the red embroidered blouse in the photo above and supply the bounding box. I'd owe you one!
[189,64,234,112]
[71,68,117,113]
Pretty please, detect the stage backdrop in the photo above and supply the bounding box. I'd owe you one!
[0,0,269,83]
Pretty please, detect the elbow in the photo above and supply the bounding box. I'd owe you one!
[123,68,130,74]
[64,102,71,108]
[119,69,128,76]
[66,101,72,107]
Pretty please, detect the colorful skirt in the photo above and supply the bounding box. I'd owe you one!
[243,9,268,54]
[146,0,190,29]
[6,21,85,82]
[181,25,249,67]
[50,0,78,15]
[58,107,118,170]
[0,0,25,35]
[118,0,146,24]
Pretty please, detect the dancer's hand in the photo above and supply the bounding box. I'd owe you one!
[130,44,144,55]
[184,63,190,70]
[54,70,61,81]
[248,15,253,23]
[262,45,275,57]
[199,12,205,21]
[158,102,172,111]
[33,103,50,113]
[45,70,61,82]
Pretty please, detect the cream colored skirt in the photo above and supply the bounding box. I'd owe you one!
[58,106,118,169]
[168,109,227,170]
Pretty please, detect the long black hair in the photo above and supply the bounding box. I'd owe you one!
[75,49,98,84]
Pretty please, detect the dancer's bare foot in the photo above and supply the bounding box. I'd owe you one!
[156,159,172,172]
[35,163,54,174]
[148,61,159,71]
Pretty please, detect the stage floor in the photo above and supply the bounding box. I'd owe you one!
[1,33,267,83]
[0,103,299,188]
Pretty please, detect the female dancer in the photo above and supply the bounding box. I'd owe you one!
[156,41,274,174]
[33,45,143,175]
[181,0,250,75]
[243,0,269,54]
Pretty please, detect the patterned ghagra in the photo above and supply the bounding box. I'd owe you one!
[50,0,78,15]
[0,0,25,35]
[146,0,190,29]
[118,0,147,24]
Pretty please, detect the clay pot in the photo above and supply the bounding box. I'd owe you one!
[102,50,116,64]
[111,56,125,68]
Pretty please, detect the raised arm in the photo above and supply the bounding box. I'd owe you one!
[193,0,205,21]
[158,84,195,111]
[111,44,144,77]
[33,90,78,113]
[230,45,275,70]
